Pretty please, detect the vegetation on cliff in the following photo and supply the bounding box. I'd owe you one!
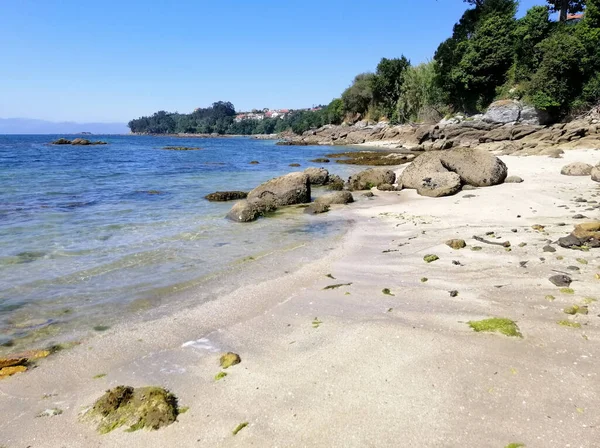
[129,0,600,136]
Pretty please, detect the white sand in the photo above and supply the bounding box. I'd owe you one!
[1,150,600,448]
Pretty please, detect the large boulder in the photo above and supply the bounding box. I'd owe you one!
[592,165,600,183]
[247,172,310,207]
[520,105,550,125]
[483,100,521,124]
[347,168,396,191]
[560,162,593,176]
[71,138,92,145]
[315,191,354,206]
[304,167,329,185]
[401,149,507,197]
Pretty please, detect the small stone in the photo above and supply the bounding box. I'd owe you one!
[362,192,375,198]
[572,214,587,219]
[424,254,439,263]
[532,225,545,231]
[549,274,572,287]
[446,239,466,250]
[543,245,556,253]
[449,290,459,297]
[220,352,241,369]
[567,266,581,271]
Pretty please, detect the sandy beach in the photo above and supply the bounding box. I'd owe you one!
[1,149,600,448]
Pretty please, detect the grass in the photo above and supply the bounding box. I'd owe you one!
[468,318,523,338]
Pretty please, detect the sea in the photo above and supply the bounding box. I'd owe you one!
[0,135,362,353]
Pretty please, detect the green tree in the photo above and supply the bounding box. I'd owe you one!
[341,73,376,116]
[371,56,411,120]
[513,6,553,82]
[397,61,445,123]
[325,98,344,125]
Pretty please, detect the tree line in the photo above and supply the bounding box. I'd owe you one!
[129,0,600,136]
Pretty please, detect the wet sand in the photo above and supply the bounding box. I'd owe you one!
[1,149,599,447]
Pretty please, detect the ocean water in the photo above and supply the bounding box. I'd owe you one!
[0,135,361,353]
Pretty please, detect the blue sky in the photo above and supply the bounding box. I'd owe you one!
[1,0,548,123]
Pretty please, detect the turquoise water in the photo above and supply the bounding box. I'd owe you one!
[0,135,359,352]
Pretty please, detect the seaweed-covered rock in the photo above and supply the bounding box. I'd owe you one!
[247,172,311,207]
[304,167,329,185]
[561,162,593,176]
[87,386,179,433]
[315,191,354,206]
[226,198,276,223]
[205,191,248,202]
[71,138,92,145]
[347,168,396,191]
[558,222,600,249]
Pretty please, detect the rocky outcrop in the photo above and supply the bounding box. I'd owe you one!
[561,162,594,176]
[205,191,248,201]
[483,100,549,125]
[401,149,507,197]
[304,167,329,185]
[304,203,330,214]
[347,168,396,191]
[247,172,311,207]
[52,138,107,145]
[558,222,600,249]
[315,191,354,206]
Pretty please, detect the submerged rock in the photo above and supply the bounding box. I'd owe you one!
[205,191,248,202]
[347,168,396,191]
[226,198,276,223]
[325,174,344,191]
[87,386,179,433]
[304,202,330,214]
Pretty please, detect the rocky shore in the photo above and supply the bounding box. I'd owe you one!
[279,101,600,158]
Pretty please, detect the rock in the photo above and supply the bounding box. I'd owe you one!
[549,274,572,287]
[315,191,354,206]
[462,185,477,191]
[0,365,28,378]
[304,203,330,214]
[505,176,524,183]
[424,254,440,263]
[289,163,301,167]
[325,174,344,191]
[220,352,241,369]
[249,161,260,164]
[446,239,466,250]
[247,172,311,207]
[483,100,521,124]
[226,198,276,223]
[543,245,556,253]
[310,158,330,163]
[347,168,396,191]
[362,192,375,198]
[88,386,179,433]
[561,162,593,176]
[51,138,72,145]
[520,105,550,125]
[400,149,507,197]
[573,214,587,219]
[303,167,329,185]
[205,191,248,202]
[591,166,600,183]
[71,138,92,145]
[377,183,395,191]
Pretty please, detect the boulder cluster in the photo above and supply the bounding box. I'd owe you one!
[561,162,600,184]
[52,138,108,146]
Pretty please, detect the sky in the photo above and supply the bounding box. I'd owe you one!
[1,0,549,123]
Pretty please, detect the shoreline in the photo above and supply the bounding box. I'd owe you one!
[2,150,600,446]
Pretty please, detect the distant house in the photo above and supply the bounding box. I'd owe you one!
[566,13,584,24]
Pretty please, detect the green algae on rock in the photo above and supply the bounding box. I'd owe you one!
[558,320,582,328]
[87,386,179,434]
[468,318,523,338]
[233,421,249,435]
[563,305,589,315]
[219,352,241,369]
[215,371,228,381]
[421,277,428,283]
[446,239,466,250]
[559,288,575,294]
[423,254,439,263]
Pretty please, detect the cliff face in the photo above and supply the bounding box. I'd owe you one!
[281,102,600,157]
